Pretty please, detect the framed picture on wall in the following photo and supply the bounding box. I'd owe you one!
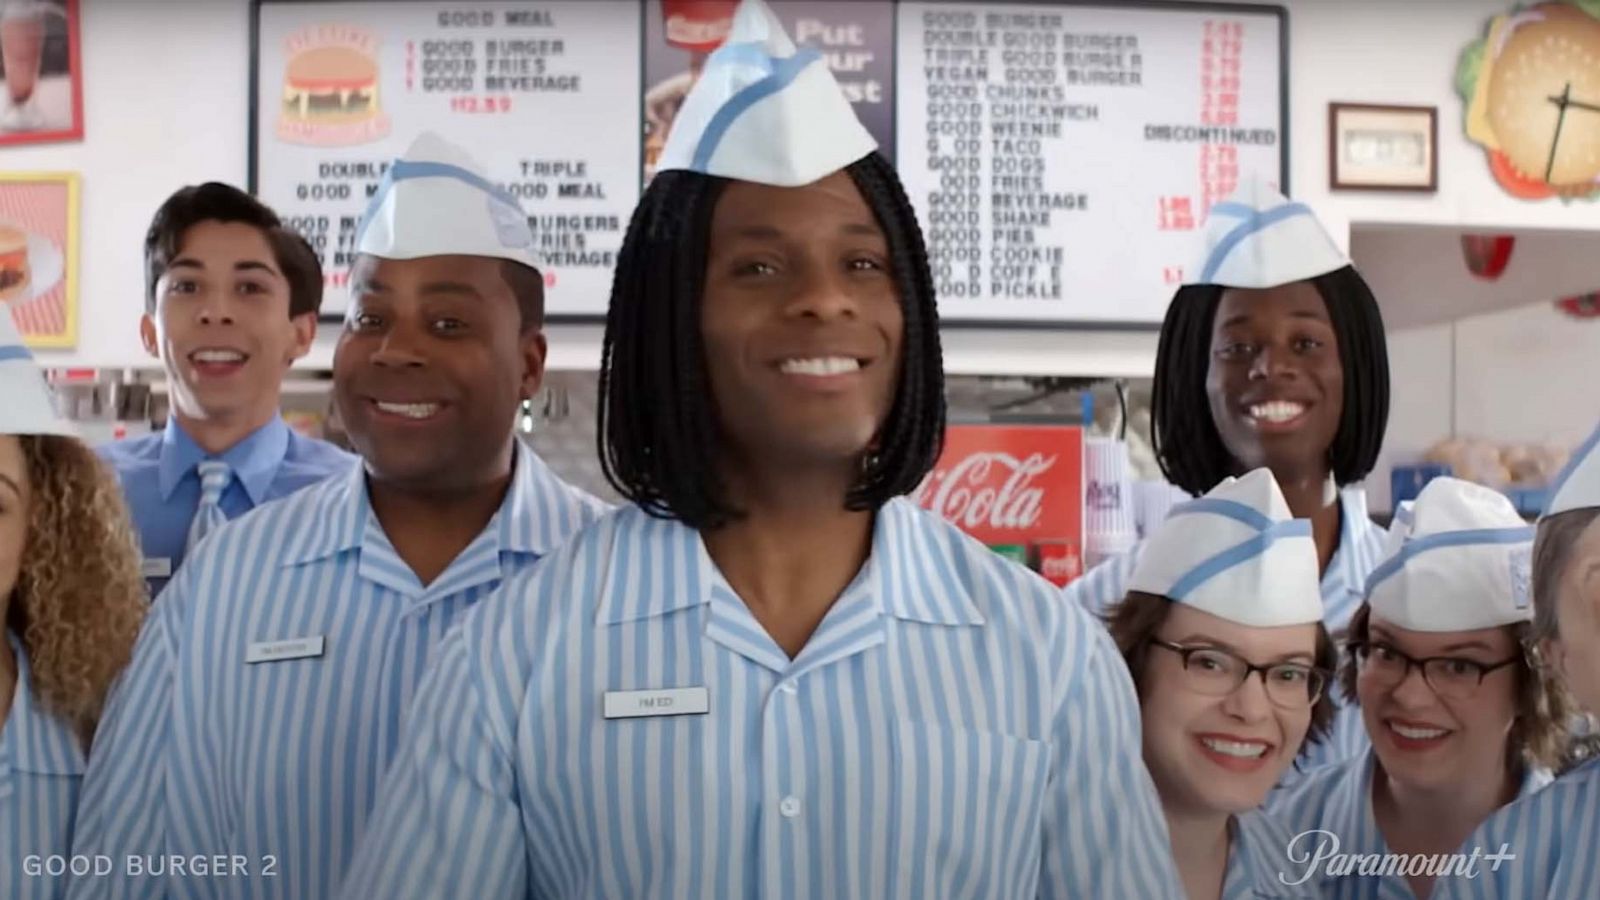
[1328,102,1437,192]
[0,171,79,348]
[0,0,83,147]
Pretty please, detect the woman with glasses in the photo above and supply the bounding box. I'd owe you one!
[1107,469,1334,900]
[1269,477,1572,900]
[1433,424,1600,900]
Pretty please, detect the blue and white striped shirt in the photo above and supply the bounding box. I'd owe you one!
[1,631,87,900]
[66,442,604,900]
[339,498,1183,899]
[1270,747,1550,899]
[97,416,356,598]
[1225,810,1319,899]
[1431,758,1596,900]
[1067,486,1386,776]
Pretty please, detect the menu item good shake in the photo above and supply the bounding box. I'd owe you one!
[0,2,46,108]
[0,222,31,302]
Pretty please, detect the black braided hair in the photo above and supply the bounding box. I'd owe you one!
[598,151,945,530]
[1150,265,1390,496]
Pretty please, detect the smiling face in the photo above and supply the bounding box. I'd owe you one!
[1138,604,1319,817]
[1205,282,1344,479]
[698,171,903,477]
[1357,617,1521,793]
[333,253,545,490]
[142,220,315,424]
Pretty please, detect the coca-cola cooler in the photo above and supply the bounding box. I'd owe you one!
[913,424,1085,587]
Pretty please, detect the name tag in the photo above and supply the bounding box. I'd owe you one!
[245,635,326,664]
[603,687,710,719]
[142,558,172,579]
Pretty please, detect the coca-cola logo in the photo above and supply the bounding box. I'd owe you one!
[914,451,1057,532]
[1040,552,1080,581]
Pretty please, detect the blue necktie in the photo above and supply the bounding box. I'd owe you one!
[186,459,233,554]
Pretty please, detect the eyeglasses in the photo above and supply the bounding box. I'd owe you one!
[1350,641,1521,701]
[1149,638,1328,709]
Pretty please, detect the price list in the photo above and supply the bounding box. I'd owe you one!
[254,2,642,318]
[897,2,1282,324]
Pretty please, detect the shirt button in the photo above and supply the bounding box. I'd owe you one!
[779,682,798,695]
[779,796,802,818]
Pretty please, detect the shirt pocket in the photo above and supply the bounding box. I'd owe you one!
[830,720,1053,900]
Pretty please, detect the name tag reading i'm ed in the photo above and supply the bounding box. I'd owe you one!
[141,558,172,579]
[245,635,326,664]
[603,687,710,720]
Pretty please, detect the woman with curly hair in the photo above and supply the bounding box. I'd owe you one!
[1,314,147,900]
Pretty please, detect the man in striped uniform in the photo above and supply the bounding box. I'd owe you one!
[65,133,606,900]
[339,3,1181,898]
[1433,421,1600,900]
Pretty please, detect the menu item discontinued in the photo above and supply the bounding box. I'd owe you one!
[895,2,1283,325]
[253,1,642,319]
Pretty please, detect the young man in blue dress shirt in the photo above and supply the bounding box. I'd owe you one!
[98,183,355,596]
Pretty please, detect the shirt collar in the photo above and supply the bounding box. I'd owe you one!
[1224,811,1306,899]
[0,631,86,784]
[157,416,292,505]
[1518,761,1554,797]
[1359,746,1548,835]
[279,440,590,567]
[595,498,985,628]
[1322,487,1379,598]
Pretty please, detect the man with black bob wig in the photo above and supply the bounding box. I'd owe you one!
[338,2,1181,897]
[1069,178,1392,778]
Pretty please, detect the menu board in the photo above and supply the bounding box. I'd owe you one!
[897,2,1284,325]
[251,1,642,320]
[252,0,1284,326]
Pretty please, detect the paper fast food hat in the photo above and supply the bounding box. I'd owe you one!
[1128,468,1323,627]
[654,0,876,187]
[0,311,73,437]
[1546,421,1600,517]
[1184,176,1350,289]
[1364,477,1534,631]
[356,132,541,269]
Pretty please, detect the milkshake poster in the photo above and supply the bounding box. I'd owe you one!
[0,0,82,146]
[641,0,895,183]
[0,171,79,348]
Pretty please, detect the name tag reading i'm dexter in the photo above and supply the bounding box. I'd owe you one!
[602,687,710,720]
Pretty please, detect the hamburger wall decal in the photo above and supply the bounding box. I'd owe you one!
[276,23,391,147]
[1458,1,1600,201]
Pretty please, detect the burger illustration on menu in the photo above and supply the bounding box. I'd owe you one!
[276,24,391,147]
[1458,1,1600,200]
